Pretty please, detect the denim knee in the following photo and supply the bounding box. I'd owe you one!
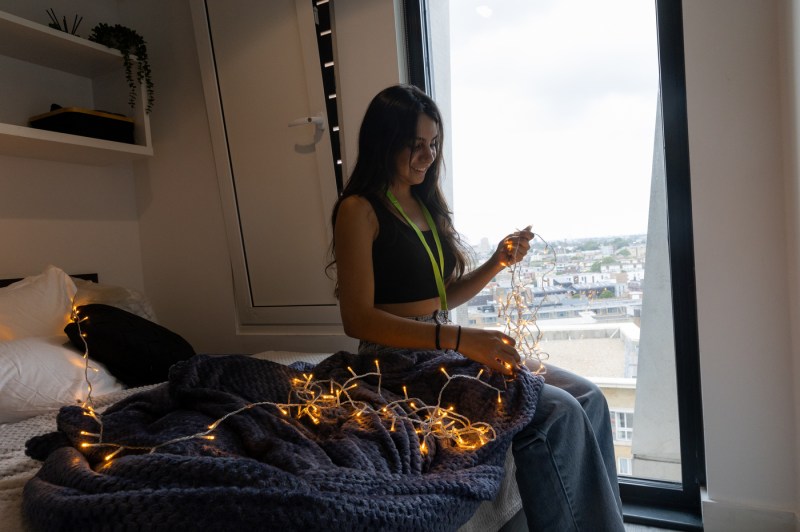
[542,365,610,424]
[515,382,589,448]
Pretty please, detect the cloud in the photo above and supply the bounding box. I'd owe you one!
[443,0,659,243]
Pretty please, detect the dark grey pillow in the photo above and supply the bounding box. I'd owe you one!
[65,303,195,387]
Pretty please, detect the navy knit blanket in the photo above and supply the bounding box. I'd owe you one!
[24,351,543,531]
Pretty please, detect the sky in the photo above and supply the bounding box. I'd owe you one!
[439,0,660,245]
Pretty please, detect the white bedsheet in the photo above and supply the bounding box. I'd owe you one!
[0,383,158,531]
[0,351,522,531]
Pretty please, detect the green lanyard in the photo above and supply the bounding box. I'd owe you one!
[385,189,448,311]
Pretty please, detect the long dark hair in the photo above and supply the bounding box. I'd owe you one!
[327,84,470,285]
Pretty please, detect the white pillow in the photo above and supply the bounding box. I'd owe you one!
[0,265,77,341]
[0,335,124,424]
[72,278,158,323]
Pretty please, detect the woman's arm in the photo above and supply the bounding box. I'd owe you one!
[446,227,534,309]
[334,196,520,374]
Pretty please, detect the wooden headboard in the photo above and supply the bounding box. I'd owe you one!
[0,273,98,289]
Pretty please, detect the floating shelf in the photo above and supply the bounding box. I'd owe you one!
[0,123,152,166]
[0,10,153,165]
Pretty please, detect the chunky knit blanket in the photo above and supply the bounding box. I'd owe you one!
[23,351,542,531]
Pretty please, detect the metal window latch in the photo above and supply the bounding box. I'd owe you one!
[288,114,325,130]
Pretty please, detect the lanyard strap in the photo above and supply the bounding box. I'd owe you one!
[385,189,448,310]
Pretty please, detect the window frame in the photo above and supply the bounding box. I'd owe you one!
[401,0,430,93]
[404,0,705,528]
[619,457,634,476]
[612,409,635,443]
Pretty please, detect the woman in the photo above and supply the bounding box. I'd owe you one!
[330,84,624,531]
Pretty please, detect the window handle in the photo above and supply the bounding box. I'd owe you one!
[288,114,325,130]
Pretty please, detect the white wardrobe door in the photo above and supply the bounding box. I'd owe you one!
[193,0,340,326]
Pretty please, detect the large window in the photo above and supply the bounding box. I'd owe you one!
[405,0,703,528]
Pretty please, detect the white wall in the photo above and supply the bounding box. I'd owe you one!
[332,0,404,176]
[0,0,145,291]
[784,0,800,528]
[683,0,798,529]
[0,155,143,287]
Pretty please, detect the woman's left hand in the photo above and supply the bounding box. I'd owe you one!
[494,226,534,268]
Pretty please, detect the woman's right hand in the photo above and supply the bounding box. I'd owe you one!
[457,327,521,376]
[492,226,534,269]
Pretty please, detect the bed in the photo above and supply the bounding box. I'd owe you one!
[0,266,534,531]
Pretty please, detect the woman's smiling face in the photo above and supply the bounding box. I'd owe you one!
[393,113,439,189]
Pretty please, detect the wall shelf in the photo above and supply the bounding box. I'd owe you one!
[0,10,153,165]
[0,123,152,166]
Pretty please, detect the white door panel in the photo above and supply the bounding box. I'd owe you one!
[191,0,340,326]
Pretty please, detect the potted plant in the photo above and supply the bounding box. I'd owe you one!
[88,23,154,113]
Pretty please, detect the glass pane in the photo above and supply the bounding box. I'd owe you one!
[427,0,681,482]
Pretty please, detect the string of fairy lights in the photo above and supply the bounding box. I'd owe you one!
[68,231,556,464]
[497,230,558,375]
[69,307,504,462]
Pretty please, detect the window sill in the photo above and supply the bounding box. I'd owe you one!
[623,502,703,531]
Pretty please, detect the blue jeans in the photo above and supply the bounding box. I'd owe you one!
[513,363,624,531]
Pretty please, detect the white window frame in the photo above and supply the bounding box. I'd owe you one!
[612,409,634,443]
[618,457,633,476]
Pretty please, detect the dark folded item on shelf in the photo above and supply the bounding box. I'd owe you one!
[29,106,134,144]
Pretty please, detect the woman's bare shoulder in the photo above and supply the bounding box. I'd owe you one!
[338,195,377,221]
[340,194,372,209]
[337,195,379,235]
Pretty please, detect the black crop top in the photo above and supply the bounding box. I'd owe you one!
[366,194,456,304]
